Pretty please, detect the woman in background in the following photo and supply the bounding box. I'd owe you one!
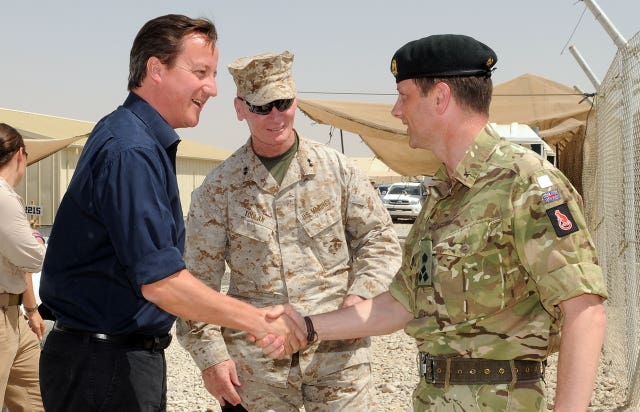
[0,123,46,412]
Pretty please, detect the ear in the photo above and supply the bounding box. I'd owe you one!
[17,147,27,165]
[433,82,451,114]
[233,97,245,121]
[147,56,164,83]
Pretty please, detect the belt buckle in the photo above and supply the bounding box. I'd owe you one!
[419,353,436,384]
[150,334,172,352]
[150,336,161,352]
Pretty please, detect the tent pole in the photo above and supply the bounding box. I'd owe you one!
[340,129,345,154]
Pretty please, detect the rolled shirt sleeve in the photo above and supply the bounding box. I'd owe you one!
[0,186,45,273]
[95,147,186,292]
[512,168,607,315]
[0,179,45,293]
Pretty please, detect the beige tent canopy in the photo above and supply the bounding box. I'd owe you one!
[175,139,231,161]
[68,136,232,162]
[0,108,94,165]
[297,99,440,176]
[1,107,233,225]
[490,73,592,192]
[489,73,591,149]
[1,107,232,164]
[297,73,592,181]
[22,136,88,165]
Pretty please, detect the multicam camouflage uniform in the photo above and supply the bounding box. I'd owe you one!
[177,134,401,411]
[389,126,607,411]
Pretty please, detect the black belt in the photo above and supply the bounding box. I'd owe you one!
[419,353,544,386]
[53,322,172,352]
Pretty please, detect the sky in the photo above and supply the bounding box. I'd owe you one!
[1,0,637,157]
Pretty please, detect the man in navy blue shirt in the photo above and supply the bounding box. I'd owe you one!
[39,14,305,412]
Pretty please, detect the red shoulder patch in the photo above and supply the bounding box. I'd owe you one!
[546,203,579,237]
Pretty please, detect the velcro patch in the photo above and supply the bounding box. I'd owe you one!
[546,203,579,237]
[537,174,553,188]
[542,189,561,204]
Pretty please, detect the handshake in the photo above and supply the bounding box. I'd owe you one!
[249,294,366,359]
[250,304,308,359]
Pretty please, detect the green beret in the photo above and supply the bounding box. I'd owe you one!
[390,34,497,82]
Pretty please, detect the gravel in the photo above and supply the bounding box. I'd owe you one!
[165,223,630,411]
[166,329,628,411]
[165,329,419,412]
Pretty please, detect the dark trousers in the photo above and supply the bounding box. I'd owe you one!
[39,328,167,412]
[221,404,248,411]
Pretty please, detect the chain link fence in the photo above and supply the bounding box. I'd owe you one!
[583,31,640,410]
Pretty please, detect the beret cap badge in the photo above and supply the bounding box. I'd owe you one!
[390,59,398,76]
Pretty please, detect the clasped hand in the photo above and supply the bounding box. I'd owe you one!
[249,295,366,359]
[201,306,307,407]
[248,304,306,359]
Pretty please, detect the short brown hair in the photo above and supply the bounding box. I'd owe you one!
[414,76,493,116]
[0,123,25,168]
[128,14,217,90]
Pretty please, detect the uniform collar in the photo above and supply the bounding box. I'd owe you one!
[450,125,500,188]
[238,130,318,191]
[293,135,318,179]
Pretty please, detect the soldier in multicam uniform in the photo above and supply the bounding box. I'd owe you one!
[176,51,402,411]
[258,35,608,411]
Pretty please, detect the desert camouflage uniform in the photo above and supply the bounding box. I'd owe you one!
[177,134,401,411]
[389,126,607,411]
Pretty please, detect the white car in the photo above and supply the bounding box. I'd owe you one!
[382,182,426,222]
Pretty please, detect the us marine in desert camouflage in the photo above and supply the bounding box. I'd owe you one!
[177,51,401,411]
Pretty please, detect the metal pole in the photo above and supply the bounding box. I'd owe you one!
[582,0,628,50]
[568,45,601,89]
[340,129,345,154]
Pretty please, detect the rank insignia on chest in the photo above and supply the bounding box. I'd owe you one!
[416,239,433,286]
[546,203,579,237]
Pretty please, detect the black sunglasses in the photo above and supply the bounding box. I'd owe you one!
[238,97,294,115]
